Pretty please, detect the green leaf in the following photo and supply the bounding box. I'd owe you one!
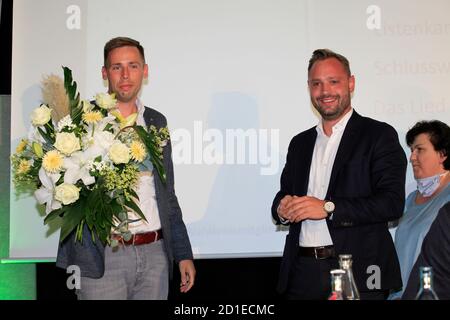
[62,66,82,124]
[124,198,147,222]
[109,199,123,215]
[75,220,85,243]
[133,125,167,184]
[116,195,125,206]
[123,232,132,242]
[82,188,120,244]
[111,239,119,247]
[37,127,54,145]
[118,211,127,221]
[128,189,139,200]
[104,123,113,132]
[44,207,67,224]
[59,199,87,242]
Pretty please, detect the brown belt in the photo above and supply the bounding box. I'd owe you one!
[112,229,163,246]
[298,245,336,259]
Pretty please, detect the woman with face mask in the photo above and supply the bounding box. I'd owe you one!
[389,120,449,299]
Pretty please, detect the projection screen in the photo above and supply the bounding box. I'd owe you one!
[7,0,450,260]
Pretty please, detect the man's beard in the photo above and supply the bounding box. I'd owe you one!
[311,93,351,121]
[115,90,137,103]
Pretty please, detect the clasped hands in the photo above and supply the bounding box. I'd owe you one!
[277,195,327,223]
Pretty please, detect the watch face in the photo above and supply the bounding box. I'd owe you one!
[325,201,335,213]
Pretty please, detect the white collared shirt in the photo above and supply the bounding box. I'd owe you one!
[299,108,353,247]
[125,99,162,233]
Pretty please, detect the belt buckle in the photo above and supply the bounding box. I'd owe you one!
[314,246,326,260]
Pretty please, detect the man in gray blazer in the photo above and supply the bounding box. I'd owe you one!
[56,36,195,300]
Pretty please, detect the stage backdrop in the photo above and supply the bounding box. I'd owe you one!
[8,0,450,261]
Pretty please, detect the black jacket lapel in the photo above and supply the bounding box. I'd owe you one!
[295,128,317,196]
[326,111,363,197]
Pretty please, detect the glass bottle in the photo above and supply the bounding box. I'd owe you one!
[415,266,439,300]
[339,254,360,300]
[328,269,345,300]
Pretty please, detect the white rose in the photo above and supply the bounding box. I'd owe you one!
[54,132,81,155]
[54,183,80,205]
[31,104,52,126]
[95,93,117,110]
[108,142,131,164]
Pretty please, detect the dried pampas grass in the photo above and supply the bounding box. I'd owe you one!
[41,74,70,123]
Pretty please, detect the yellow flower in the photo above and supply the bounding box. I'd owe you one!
[17,159,31,174]
[16,139,28,153]
[110,110,137,129]
[82,111,103,124]
[130,141,147,162]
[42,150,64,173]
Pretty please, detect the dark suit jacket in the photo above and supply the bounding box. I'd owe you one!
[56,107,193,279]
[402,201,450,299]
[272,110,406,293]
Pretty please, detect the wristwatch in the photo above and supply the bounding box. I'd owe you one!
[324,200,335,219]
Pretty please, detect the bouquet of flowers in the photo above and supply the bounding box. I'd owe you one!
[11,67,170,246]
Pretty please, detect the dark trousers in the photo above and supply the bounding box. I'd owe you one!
[285,255,339,300]
[285,254,389,300]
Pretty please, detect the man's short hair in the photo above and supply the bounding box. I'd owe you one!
[104,37,146,67]
[308,49,351,76]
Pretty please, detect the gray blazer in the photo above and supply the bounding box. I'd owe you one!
[56,107,193,279]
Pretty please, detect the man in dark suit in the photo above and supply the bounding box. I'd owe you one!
[56,37,195,299]
[272,49,406,300]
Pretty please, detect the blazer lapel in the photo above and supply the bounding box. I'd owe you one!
[142,107,160,180]
[143,107,154,127]
[290,128,317,238]
[142,107,167,216]
[326,111,363,196]
[295,128,317,195]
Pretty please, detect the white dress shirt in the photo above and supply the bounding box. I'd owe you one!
[125,99,162,233]
[299,108,353,247]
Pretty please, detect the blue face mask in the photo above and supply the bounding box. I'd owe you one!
[416,173,445,197]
